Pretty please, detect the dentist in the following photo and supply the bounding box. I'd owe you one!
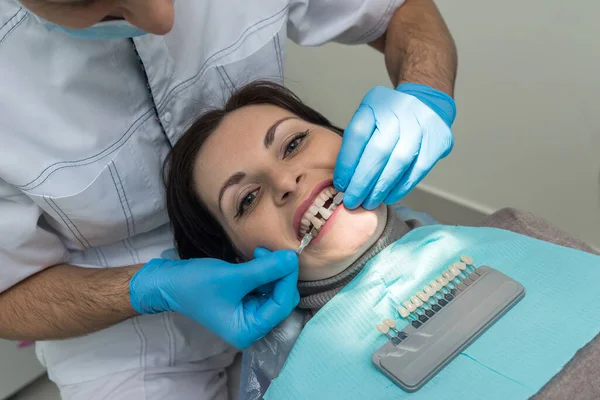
[0,0,457,398]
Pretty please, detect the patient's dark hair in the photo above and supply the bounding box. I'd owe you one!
[165,80,343,262]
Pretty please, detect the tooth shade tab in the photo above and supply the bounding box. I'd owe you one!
[461,255,474,265]
[383,318,396,329]
[319,207,333,219]
[299,186,339,236]
[376,324,389,335]
[397,306,410,318]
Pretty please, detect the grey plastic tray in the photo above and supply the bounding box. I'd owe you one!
[372,266,525,392]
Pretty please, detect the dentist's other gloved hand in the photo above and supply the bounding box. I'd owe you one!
[130,248,300,349]
[334,83,457,210]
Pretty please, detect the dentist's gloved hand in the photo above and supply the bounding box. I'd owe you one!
[334,83,457,210]
[130,248,300,349]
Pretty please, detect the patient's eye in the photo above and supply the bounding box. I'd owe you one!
[284,130,310,158]
[236,189,258,217]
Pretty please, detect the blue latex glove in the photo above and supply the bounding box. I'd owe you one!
[334,83,456,210]
[130,248,300,349]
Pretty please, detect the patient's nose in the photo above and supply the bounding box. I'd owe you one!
[274,171,305,205]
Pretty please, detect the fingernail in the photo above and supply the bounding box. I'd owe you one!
[363,199,378,210]
[333,177,347,192]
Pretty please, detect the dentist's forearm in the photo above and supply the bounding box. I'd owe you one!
[370,0,458,97]
[0,263,142,341]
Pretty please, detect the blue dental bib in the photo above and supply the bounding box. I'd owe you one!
[265,226,600,399]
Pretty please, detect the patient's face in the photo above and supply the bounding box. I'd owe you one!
[194,105,387,280]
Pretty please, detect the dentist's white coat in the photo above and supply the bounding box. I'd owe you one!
[0,0,402,398]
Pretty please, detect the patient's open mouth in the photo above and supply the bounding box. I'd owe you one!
[298,186,340,238]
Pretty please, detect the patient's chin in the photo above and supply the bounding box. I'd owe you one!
[298,204,387,281]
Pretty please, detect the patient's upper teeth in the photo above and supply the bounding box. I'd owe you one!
[301,218,310,227]
[309,205,320,216]
[319,207,332,219]
[319,192,329,201]
[315,197,326,207]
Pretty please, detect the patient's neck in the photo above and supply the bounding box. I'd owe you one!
[297,207,419,311]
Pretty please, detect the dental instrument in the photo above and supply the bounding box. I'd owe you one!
[372,256,525,392]
[296,192,344,255]
[296,227,318,255]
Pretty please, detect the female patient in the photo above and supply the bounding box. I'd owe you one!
[165,81,599,399]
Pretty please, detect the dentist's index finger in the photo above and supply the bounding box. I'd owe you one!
[334,105,375,192]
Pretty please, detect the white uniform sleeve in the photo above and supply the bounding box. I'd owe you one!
[287,0,405,46]
[0,179,69,293]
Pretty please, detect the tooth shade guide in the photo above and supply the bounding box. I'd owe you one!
[373,263,524,392]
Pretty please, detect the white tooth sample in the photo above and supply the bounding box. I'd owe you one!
[449,266,461,276]
[460,255,474,265]
[417,291,429,302]
[307,214,323,229]
[436,276,449,286]
[410,296,423,307]
[429,280,442,291]
[442,270,453,280]
[376,324,389,335]
[397,306,410,318]
[319,207,333,219]
[403,301,416,313]
[315,197,326,207]
[333,192,344,205]
[383,318,396,329]
[423,285,436,296]
[455,261,467,271]
[309,205,320,216]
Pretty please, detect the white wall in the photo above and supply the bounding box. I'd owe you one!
[284,0,600,249]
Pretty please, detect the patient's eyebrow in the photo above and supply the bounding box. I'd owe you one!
[218,172,246,214]
[264,117,298,148]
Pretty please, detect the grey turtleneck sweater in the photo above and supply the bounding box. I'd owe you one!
[297,209,420,311]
